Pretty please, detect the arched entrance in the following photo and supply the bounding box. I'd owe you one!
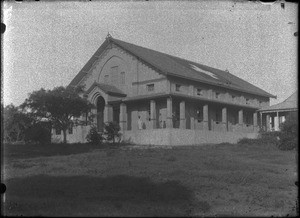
[96,96,105,132]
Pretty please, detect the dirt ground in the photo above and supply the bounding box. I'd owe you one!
[2,142,298,216]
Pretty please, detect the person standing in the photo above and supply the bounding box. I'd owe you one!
[138,116,143,130]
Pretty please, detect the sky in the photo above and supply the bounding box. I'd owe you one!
[2,0,298,107]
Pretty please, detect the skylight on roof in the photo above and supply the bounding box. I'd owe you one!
[190,64,219,80]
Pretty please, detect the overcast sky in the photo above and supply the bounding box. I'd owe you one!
[3,1,298,107]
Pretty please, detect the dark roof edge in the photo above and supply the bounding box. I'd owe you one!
[85,81,126,97]
[68,38,111,87]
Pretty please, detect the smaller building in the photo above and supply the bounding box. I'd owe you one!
[258,91,298,131]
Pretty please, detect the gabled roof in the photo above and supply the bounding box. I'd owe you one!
[86,82,126,97]
[259,91,298,112]
[69,36,276,98]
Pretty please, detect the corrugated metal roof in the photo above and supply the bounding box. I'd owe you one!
[69,36,275,98]
[259,91,298,112]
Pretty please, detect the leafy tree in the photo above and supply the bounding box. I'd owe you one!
[104,121,121,144]
[21,86,93,144]
[3,104,34,143]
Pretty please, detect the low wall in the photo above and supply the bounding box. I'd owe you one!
[123,129,258,145]
[52,126,258,145]
[51,126,91,144]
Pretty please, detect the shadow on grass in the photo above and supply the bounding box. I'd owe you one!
[3,143,106,160]
[4,175,205,216]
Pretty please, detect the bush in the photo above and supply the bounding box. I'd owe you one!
[104,121,122,144]
[237,138,258,145]
[24,123,51,144]
[278,118,298,151]
[86,126,103,145]
[237,131,280,147]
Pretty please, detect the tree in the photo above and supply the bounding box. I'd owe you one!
[3,104,34,143]
[21,86,93,144]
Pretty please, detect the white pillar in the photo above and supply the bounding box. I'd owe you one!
[119,103,127,131]
[266,114,270,131]
[253,112,258,126]
[104,104,113,123]
[203,104,209,130]
[222,107,227,131]
[150,100,156,129]
[166,97,173,128]
[238,109,243,125]
[274,112,279,131]
[180,101,186,129]
[253,112,258,132]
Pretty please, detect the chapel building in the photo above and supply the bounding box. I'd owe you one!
[52,35,276,145]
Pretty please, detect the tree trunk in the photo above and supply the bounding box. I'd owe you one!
[62,129,67,144]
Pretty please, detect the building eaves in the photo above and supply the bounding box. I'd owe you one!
[85,82,126,97]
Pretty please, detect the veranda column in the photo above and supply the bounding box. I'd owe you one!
[222,107,227,131]
[104,104,113,123]
[253,112,258,132]
[119,103,127,131]
[166,97,173,128]
[238,109,243,131]
[266,114,270,131]
[180,101,186,129]
[203,104,209,130]
[275,112,279,131]
[150,100,156,129]
[260,112,263,130]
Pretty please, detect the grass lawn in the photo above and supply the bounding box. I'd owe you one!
[2,142,298,216]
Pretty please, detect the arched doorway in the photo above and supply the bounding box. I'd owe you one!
[96,96,105,132]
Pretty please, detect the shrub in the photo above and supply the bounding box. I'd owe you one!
[278,118,298,151]
[237,131,280,147]
[24,123,51,144]
[237,138,258,145]
[104,122,122,144]
[86,126,103,145]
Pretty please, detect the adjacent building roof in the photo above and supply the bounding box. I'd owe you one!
[69,36,276,98]
[85,82,126,97]
[259,91,298,112]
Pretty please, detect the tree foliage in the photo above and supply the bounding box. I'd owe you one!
[21,86,93,143]
[3,104,34,143]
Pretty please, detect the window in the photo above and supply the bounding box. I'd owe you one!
[55,127,61,135]
[68,125,73,134]
[120,72,125,84]
[196,88,203,96]
[216,92,220,99]
[147,84,154,92]
[175,84,181,92]
[246,98,250,105]
[104,75,109,83]
[111,66,118,84]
